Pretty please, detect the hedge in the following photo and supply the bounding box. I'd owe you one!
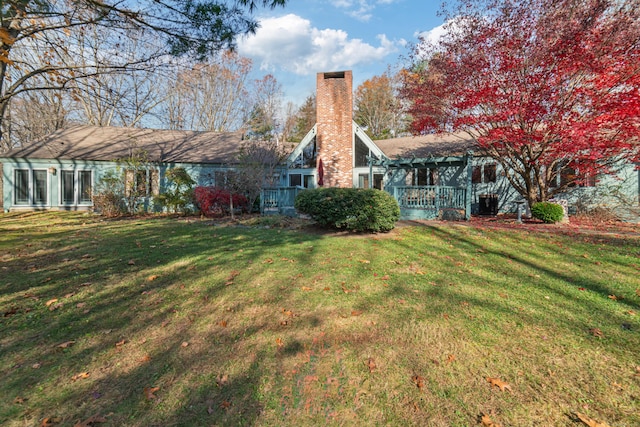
[294,187,400,232]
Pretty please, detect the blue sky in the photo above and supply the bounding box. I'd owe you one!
[237,0,448,107]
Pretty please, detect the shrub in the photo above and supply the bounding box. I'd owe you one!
[194,186,249,217]
[531,202,564,224]
[294,187,400,232]
[153,168,195,214]
[93,170,127,217]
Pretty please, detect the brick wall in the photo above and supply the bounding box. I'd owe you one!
[316,71,353,188]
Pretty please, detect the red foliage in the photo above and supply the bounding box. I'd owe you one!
[402,0,640,205]
[194,186,249,217]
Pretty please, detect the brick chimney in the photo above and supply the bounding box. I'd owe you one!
[316,70,353,188]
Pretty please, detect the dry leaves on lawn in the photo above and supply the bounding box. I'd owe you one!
[366,357,377,373]
[73,414,107,427]
[479,412,502,427]
[574,412,611,427]
[412,374,425,390]
[486,377,512,392]
[143,386,160,400]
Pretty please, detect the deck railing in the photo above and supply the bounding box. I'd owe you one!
[393,186,467,210]
[260,187,303,212]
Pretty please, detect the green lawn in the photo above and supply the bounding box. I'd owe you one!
[1,212,639,427]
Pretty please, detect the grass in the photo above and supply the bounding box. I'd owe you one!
[1,212,639,427]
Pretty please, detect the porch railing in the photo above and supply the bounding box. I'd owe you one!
[260,187,303,213]
[393,186,467,210]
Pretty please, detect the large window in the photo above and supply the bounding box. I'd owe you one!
[125,169,159,197]
[288,173,314,188]
[472,164,497,184]
[14,169,48,205]
[354,135,379,167]
[61,170,93,205]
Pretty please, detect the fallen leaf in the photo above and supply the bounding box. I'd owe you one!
[143,386,160,400]
[45,298,59,307]
[49,302,63,311]
[181,342,189,348]
[218,320,228,327]
[589,328,604,338]
[351,310,363,316]
[3,307,19,317]
[13,396,26,404]
[220,400,231,410]
[216,373,229,387]
[140,355,151,363]
[73,414,107,427]
[574,412,611,427]
[71,372,90,381]
[32,362,42,369]
[486,377,512,392]
[412,374,424,389]
[359,259,370,264]
[276,337,284,348]
[127,259,135,265]
[40,417,61,427]
[479,412,502,427]
[366,357,377,373]
[636,288,640,297]
[608,294,622,301]
[115,339,126,347]
[147,275,159,281]
[578,287,586,291]
[57,340,76,349]
[447,354,456,364]
[301,286,312,291]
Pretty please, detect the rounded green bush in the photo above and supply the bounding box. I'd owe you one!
[531,202,564,224]
[295,187,400,232]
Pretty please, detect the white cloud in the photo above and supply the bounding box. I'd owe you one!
[416,22,448,46]
[238,14,400,75]
[329,0,402,23]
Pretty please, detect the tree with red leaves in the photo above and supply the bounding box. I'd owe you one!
[401,0,640,206]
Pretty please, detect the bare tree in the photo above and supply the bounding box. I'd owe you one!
[246,74,282,141]
[0,0,288,150]
[158,52,253,131]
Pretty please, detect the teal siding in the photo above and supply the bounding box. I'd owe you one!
[0,158,236,212]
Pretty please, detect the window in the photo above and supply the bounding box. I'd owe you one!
[125,169,159,196]
[415,168,438,186]
[33,170,47,203]
[358,173,384,189]
[290,137,317,169]
[61,170,75,204]
[559,167,595,188]
[14,169,48,205]
[472,166,482,184]
[14,170,29,204]
[354,134,379,167]
[79,171,92,203]
[289,174,302,187]
[472,164,497,184]
[288,173,314,188]
[61,170,93,205]
[484,164,497,183]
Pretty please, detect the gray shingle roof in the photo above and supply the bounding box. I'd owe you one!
[374,133,478,159]
[3,126,246,164]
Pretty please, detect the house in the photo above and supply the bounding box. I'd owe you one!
[2,70,639,220]
[0,126,247,212]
